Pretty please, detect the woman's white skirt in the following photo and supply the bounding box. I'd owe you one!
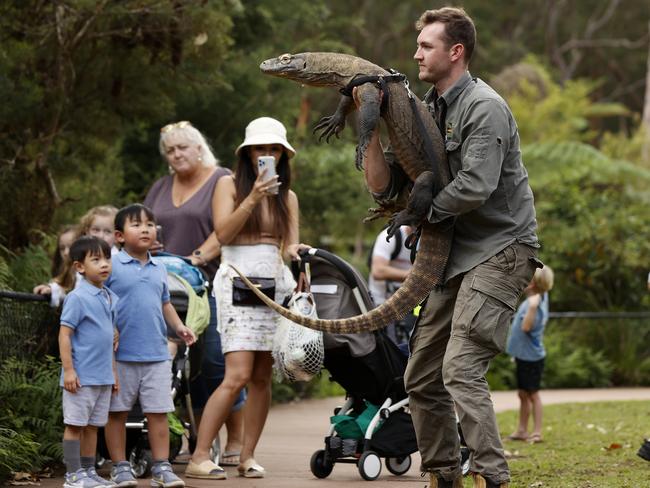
[213,244,295,353]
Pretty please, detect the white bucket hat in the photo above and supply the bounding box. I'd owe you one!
[235,117,296,158]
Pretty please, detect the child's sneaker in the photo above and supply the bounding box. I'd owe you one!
[63,469,104,488]
[86,467,116,486]
[151,461,185,488]
[110,462,138,488]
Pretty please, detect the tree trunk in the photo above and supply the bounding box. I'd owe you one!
[641,21,650,165]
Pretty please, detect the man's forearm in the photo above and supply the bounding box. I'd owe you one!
[363,130,391,193]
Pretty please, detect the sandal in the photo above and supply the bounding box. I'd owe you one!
[528,433,543,444]
[220,450,241,466]
[237,458,265,478]
[185,459,227,479]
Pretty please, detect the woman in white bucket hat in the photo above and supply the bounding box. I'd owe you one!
[186,117,308,480]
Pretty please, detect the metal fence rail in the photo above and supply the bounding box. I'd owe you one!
[0,290,60,361]
[550,311,650,319]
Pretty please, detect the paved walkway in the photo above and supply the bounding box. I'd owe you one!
[38,388,650,488]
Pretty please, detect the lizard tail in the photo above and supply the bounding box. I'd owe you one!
[229,222,452,334]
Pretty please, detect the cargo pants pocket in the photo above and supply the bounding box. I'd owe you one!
[457,274,519,353]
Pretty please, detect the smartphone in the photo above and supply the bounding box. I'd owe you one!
[155,225,164,247]
[257,156,278,194]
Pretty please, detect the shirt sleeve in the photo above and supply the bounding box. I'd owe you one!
[372,230,395,260]
[161,269,170,303]
[144,177,164,209]
[49,281,66,308]
[371,146,410,203]
[60,294,81,329]
[428,98,512,223]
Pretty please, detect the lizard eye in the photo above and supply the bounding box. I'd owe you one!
[279,53,292,64]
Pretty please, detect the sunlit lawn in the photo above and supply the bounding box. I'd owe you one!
[456,401,650,487]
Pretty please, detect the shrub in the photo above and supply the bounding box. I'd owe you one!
[0,357,63,474]
[0,428,40,481]
[542,330,613,388]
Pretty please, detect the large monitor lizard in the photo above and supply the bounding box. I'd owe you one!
[232,52,453,334]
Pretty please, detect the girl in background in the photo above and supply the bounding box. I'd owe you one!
[506,266,555,444]
[34,206,118,306]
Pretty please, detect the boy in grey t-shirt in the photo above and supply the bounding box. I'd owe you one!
[59,236,118,488]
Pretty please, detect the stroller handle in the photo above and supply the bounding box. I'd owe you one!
[298,248,361,291]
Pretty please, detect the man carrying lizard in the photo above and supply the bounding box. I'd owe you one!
[358,7,541,488]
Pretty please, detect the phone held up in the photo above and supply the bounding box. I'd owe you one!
[257,156,279,194]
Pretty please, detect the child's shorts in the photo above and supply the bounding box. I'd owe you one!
[515,357,545,392]
[110,360,174,413]
[62,385,112,427]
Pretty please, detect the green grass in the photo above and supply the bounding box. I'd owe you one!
[473,401,650,488]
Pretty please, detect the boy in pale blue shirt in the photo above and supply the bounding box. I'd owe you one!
[59,236,118,488]
[104,204,195,488]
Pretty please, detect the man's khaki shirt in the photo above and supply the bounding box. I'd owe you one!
[380,71,539,281]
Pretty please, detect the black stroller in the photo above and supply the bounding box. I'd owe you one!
[294,248,415,481]
[299,248,469,481]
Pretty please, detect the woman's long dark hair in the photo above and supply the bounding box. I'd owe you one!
[234,149,292,241]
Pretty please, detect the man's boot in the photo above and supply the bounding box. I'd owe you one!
[473,473,509,488]
[428,473,463,488]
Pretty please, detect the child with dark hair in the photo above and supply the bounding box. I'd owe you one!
[105,203,195,488]
[59,236,118,488]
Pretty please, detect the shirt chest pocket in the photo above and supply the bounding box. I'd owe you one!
[445,139,462,175]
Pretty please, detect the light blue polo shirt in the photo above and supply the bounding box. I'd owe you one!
[59,279,118,386]
[106,249,171,362]
[506,293,549,361]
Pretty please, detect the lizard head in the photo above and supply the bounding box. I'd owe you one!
[260,53,308,78]
[260,52,369,88]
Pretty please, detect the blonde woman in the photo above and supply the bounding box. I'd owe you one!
[145,121,246,464]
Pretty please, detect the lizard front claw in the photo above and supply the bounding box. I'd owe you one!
[313,115,345,143]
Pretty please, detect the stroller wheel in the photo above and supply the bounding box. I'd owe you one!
[310,449,334,479]
[385,455,411,475]
[358,451,381,481]
[129,445,153,478]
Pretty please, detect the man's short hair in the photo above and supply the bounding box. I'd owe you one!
[69,236,111,263]
[416,7,476,63]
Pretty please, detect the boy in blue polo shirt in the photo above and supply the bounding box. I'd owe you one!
[59,236,118,488]
[104,204,195,488]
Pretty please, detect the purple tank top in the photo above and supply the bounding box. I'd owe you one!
[144,167,231,279]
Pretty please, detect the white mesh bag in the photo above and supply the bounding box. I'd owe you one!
[272,271,324,382]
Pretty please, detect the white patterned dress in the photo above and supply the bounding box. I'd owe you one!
[213,244,295,353]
